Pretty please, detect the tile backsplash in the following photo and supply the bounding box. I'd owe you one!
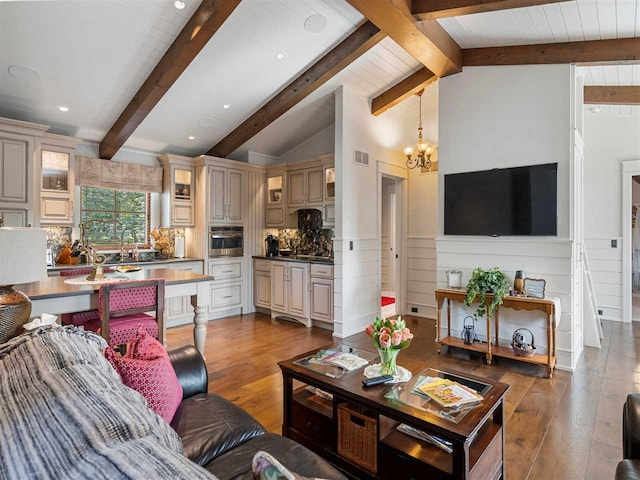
[274,209,334,256]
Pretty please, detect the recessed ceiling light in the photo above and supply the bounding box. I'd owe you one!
[57,105,69,112]
[304,14,327,33]
[8,64,41,82]
[174,0,186,9]
[276,52,287,60]
[188,135,196,140]
[222,104,231,109]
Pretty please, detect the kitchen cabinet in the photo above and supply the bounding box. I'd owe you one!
[209,166,243,225]
[1,138,28,204]
[253,259,272,309]
[324,166,335,203]
[39,133,82,226]
[270,260,308,319]
[287,167,323,209]
[266,172,285,228]
[0,208,27,227]
[310,264,334,323]
[158,155,195,227]
[207,257,243,317]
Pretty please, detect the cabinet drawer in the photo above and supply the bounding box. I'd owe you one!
[310,264,333,278]
[210,261,242,280]
[254,259,272,272]
[165,262,204,274]
[210,284,242,310]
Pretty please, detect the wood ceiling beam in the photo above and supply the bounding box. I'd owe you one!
[463,37,640,66]
[345,0,462,77]
[584,86,640,105]
[412,0,567,20]
[371,67,437,116]
[206,21,385,158]
[99,0,241,160]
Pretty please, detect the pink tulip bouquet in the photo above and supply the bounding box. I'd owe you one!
[365,316,413,375]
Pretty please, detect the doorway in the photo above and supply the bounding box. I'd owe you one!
[380,176,401,318]
[621,160,640,322]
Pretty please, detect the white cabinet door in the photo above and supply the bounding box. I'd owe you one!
[209,167,226,223]
[0,139,28,203]
[227,169,243,224]
[0,208,26,226]
[271,262,288,313]
[288,263,308,317]
[311,277,333,322]
[288,171,305,208]
[323,204,335,227]
[173,203,193,225]
[266,206,284,227]
[254,270,271,309]
[40,196,73,224]
[306,168,323,205]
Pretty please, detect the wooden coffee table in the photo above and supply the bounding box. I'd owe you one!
[279,346,510,480]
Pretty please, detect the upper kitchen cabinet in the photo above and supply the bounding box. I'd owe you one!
[266,171,285,228]
[0,117,48,227]
[158,155,195,227]
[39,133,82,226]
[208,166,243,225]
[324,166,335,203]
[287,166,322,209]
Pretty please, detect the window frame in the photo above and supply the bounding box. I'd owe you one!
[79,186,151,249]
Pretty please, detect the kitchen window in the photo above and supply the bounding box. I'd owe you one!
[80,187,150,247]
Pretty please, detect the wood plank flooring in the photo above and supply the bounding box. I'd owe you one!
[166,314,637,480]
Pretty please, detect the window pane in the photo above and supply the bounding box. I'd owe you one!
[81,187,148,246]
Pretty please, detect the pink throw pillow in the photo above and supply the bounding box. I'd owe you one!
[105,325,183,423]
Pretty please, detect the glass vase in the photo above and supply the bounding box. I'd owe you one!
[377,348,399,376]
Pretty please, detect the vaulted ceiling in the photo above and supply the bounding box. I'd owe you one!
[0,0,638,161]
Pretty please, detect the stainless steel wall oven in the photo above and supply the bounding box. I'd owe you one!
[209,226,243,258]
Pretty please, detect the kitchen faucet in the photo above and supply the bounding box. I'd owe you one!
[119,226,138,263]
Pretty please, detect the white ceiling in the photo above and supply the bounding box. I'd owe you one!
[0,0,637,159]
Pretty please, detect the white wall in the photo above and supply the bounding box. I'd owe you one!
[334,86,408,338]
[583,112,640,321]
[437,64,579,370]
[278,124,335,164]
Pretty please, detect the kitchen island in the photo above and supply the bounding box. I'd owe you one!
[16,268,213,356]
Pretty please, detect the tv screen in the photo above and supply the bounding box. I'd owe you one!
[444,163,557,236]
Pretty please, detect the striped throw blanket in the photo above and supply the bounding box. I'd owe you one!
[0,326,216,479]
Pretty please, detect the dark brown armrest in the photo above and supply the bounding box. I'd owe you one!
[168,345,208,399]
[624,393,640,459]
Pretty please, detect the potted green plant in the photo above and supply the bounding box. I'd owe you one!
[464,267,509,319]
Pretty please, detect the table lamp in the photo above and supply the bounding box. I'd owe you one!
[0,228,47,343]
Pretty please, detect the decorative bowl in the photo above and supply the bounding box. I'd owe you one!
[279,249,292,257]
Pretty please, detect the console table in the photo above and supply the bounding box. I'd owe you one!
[435,288,557,378]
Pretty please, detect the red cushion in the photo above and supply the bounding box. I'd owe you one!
[381,296,395,307]
[105,325,183,423]
[84,313,158,346]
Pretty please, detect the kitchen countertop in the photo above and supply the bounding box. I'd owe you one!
[48,257,204,273]
[252,255,334,265]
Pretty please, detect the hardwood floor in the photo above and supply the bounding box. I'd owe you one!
[166,314,636,480]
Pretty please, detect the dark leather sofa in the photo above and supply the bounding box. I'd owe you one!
[167,345,346,480]
[617,393,640,480]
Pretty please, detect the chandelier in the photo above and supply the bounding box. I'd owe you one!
[403,89,433,170]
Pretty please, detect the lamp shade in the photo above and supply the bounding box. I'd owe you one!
[0,228,47,285]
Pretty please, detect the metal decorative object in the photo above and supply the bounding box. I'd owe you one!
[403,89,433,170]
[0,286,31,344]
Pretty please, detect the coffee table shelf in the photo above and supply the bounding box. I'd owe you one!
[279,348,510,480]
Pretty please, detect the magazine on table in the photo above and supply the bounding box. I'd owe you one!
[413,376,483,408]
[396,424,453,454]
[308,349,369,371]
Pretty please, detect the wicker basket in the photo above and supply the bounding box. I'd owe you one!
[511,328,536,357]
[337,403,377,473]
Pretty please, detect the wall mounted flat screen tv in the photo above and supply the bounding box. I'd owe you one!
[444,163,557,236]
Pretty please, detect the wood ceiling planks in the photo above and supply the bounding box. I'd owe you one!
[345,0,462,78]
[412,0,567,20]
[205,21,385,159]
[98,0,241,160]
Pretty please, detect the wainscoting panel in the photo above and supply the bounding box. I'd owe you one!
[585,237,623,321]
[436,237,576,370]
[407,237,437,319]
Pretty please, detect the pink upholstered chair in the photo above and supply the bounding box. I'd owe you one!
[84,279,165,346]
[59,268,114,326]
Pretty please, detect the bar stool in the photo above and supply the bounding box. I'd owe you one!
[59,268,114,326]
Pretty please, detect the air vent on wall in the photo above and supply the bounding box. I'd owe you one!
[354,149,369,166]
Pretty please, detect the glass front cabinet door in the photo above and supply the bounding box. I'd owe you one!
[40,149,74,225]
[266,174,285,227]
[170,167,194,227]
[324,167,335,202]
